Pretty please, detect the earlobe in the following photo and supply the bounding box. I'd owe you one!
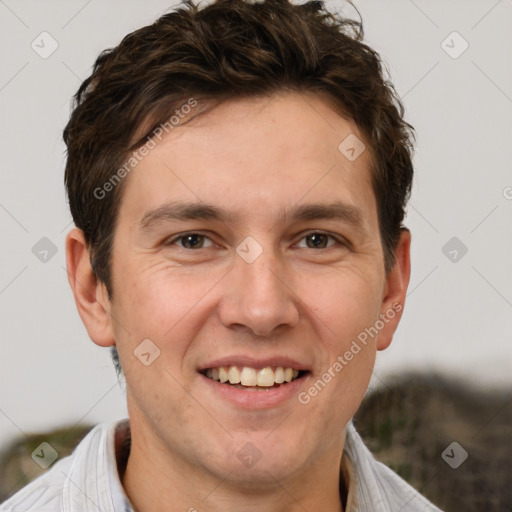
[376,229,411,351]
[65,228,115,347]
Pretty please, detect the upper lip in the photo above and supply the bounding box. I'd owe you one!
[198,356,310,372]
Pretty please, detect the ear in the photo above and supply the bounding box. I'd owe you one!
[376,228,411,351]
[65,228,115,347]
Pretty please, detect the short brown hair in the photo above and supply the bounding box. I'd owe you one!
[64,0,414,298]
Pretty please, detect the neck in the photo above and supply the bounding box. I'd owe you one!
[121,421,346,512]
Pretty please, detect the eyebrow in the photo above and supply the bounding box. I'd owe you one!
[139,200,364,231]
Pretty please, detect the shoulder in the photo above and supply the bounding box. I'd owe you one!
[0,455,73,511]
[0,421,120,512]
[344,422,444,512]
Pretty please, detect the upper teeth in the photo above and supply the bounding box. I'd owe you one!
[205,366,300,387]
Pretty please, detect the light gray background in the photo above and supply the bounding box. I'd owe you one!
[1,0,511,453]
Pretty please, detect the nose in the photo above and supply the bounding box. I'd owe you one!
[218,245,300,337]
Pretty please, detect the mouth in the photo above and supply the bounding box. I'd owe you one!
[200,365,309,391]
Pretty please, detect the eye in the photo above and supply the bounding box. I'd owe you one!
[295,232,342,249]
[165,231,345,251]
[166,233,215,249]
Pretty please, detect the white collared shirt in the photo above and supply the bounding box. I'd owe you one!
[0,419,443,511]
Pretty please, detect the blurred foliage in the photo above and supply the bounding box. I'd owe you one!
[354,373,512,512]
[1,373,510,510]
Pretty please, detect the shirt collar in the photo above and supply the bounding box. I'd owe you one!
[340,449,357,511]
[109,419,135,512]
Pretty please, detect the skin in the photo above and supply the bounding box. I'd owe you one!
[66,91,411,512]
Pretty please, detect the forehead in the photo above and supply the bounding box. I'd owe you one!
[118,91,377,229]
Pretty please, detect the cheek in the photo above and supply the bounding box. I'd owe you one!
[296,268,381,415]
[301,266,383,348]
[112,256,219,340]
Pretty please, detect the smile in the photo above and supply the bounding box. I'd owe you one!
[201,366,305,389]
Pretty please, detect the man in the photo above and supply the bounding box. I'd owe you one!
[1,0,444,510]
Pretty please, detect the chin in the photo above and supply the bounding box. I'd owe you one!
[210,429,312,485]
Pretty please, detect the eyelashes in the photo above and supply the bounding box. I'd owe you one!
[165,231,348,251]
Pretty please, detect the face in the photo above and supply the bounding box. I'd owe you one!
[70,91,409,490]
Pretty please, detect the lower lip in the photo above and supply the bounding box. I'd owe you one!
[199,373,309,409]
